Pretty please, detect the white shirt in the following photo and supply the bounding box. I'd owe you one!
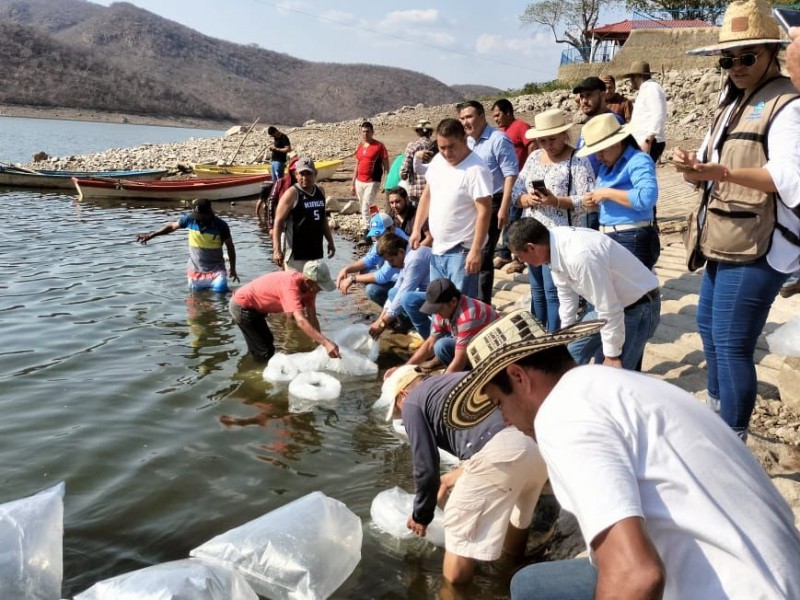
[425,152,492,255]
[549,227,659,357]
[536,366,800,600]
[631,79,667,145]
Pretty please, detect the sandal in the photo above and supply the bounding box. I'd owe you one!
[493,256,512,270]
[505,259,526,274]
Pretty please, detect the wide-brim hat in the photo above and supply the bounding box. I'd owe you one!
[687,0,786,56]
[442,310,604,430]
[575,113,635,158]
[525,109,574,140]
[623,60,652,78]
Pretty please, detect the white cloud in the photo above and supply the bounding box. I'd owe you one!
[475,33,546,55]
[274,1,310,14]
[320,9,360,26]
[381,9,440,28]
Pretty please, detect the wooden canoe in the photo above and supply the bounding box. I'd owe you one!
[72,174,270,201]
[193,159,344,181]
[0,166,168,189]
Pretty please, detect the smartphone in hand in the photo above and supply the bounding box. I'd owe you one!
[531,179,551,196]
[773,8,800,33]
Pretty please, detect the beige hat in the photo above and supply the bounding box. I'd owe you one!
[415,119,433,131]
[442,310,604,430]
[525,109,574,140]
[378,365,423,421]
[302,260,335,291]
[575,113,635,158]
[688,0,785,56]
[624,61,652,78]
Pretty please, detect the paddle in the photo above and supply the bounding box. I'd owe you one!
[0,161,44,175]
[227,118,260,165]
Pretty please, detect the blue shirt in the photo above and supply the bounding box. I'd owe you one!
[467,124,519,194]
[384,246,432,318]
[362,227,409,285]
[577,111,626,176]
[596,145,658,226]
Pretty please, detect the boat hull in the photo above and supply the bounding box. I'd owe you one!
[73,174,270,201]
[193,159,343,181]
[0,168,168,189]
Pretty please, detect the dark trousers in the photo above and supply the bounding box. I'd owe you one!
[229,299,275,362]
[496,204,523,261]
[478,193,504,304]
[649,141,666,163]
[605,225,661,271]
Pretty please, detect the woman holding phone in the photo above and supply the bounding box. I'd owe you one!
[672,0,800,440]
[511,108,594,331]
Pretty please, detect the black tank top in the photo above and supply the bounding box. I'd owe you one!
[290,183,326,260]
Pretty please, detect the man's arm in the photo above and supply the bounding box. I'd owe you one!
[400,143,415,180]
[320,186,336,258]
[444,345,469,373]
[406,336,436,365]
[271,187,297,266]
[136,221,180,243]
[592,517,665,599]
[404,402,442,532]
[291,307,340,358]
[380,146,390,190]
[409,183,431,249]
[335,258,367,288]
[223,237,239,282]
[466,196,491,274]
[498,175,516,230]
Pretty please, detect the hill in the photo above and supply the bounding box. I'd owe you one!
[451,84,505,99]
[0,0,463,125]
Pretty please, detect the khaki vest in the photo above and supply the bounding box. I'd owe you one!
[696,77,799,263]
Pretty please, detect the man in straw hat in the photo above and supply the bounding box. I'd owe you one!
[400,118,435,205]
[508,217,660,370]
[378,364,547,585]
[441,310,800,599]
[624,61,667,163]
[229,260,340,362]
[136,198,238,292]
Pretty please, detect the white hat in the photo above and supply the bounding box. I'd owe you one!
[378,366,423,421]
[575,113,635,158]
[525,109,575,140]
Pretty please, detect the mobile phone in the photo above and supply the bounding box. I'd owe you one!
[531,179,547,191]
[773,8,800,33]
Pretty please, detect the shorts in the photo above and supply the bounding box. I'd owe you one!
[187,269,228,292]
[444,427,547,561]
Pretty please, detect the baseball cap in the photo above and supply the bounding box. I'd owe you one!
[572,77,606,94]
[366,212,394,238]
[303,260,335,291]
[415,119,432,130]
[295,156,316,174]
[378,365,423,421]
[420,278,460,315]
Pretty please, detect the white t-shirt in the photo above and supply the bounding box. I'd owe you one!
[425,152,492,255]
[536,366,800,599]
[631,79,667,145]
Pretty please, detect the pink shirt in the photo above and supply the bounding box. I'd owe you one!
[232,271,316,314]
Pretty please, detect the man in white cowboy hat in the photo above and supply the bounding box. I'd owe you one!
[624,60,668,163]
[400,118,435,205]
[441,310,800,599]
[507,217,660,370]
[378,364,547,585]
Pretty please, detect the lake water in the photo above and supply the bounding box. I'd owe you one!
[0,119,512,598]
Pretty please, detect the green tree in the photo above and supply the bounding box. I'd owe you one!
[624,0,727,23]
[520,0,620,62]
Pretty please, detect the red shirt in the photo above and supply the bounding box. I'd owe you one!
[432,295,498,349]
[500,119,532,169]
[354,140,389,183]
[232,271,316,314]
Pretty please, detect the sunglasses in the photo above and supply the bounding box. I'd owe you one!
[718,53,759,70]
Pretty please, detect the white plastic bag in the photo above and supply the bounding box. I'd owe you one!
[288,371,342,401]
[323,348,378,378]
[330,324,379,362]
[190,491,362,600]
[766,316,800,357]
[370,487,446,548]
[0,481,64,600]
[391,420,460,466]
[263,353,299,383]
[74,558,257,600]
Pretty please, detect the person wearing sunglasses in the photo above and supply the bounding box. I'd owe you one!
[672,0,800,441]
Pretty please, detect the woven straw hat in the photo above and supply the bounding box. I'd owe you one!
[575,113,635,158]
[525,109,575,140]
[688,0,785,56]
[442,310,604,430]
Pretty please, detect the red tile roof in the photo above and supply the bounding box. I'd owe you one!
[590,19,712,34]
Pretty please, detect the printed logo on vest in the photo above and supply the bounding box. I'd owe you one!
[746,101,766,120]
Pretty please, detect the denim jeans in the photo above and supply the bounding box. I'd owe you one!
[433,336,456,366]
[478,193,504,304]
[605,225,660,271]
[568,293,661,370]
[697,257,787,435]
[365,282,393,308]
[529,264,560,333]
[388,288,431,339]
[496,204,523,261]
[270,160,285,184]
[510,557,596,600]
[431,246,479,300]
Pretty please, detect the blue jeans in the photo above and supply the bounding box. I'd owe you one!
[431,246,479,300]
[510,558,596,600]
[497,204,523,260]
[697,257,787,434]
[388,288,431,339]
[529,264,560,332]
[568,293,661,370]
[270,160,285,183]
[433,336,456,366]
[605,225,660,271]
[366,282,393,308]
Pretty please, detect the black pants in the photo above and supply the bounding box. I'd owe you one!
[229,300,275,362]
[478,192,504,305]
[649,141,666,163]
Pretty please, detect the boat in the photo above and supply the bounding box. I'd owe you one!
[0,165,168,189]
[72,174,270,201]
[193,159,344,181]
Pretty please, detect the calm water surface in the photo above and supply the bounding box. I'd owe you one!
[0,118,511,599]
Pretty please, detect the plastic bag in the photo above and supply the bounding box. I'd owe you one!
[391,420,459,466]
[370,487,446,548]
[263,353,299,383]
[74,558,258,600]
[0,481,64,600]
[330,324,379,362]
[766,316,800,357]
[288,371,342,401]
[190,491,362,600]
[323,348,378,378]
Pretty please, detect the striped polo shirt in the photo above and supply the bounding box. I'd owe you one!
[178,214,231,274]
[432,295,498,349]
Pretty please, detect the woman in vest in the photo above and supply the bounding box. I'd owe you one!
[673,0,800,440]
[272,157,336,272]
[575,113,660,271]
[511,109,594,332]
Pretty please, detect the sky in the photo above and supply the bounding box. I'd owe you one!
[92,0,626,90]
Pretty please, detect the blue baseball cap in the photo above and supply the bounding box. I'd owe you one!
[366,212,394,238]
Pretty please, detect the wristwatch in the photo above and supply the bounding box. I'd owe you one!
[350,273,357,284]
